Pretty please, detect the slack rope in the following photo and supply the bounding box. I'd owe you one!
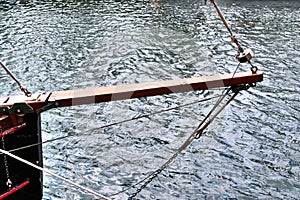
[0,148,111,200]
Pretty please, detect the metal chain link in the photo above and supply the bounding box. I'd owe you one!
[127,83,255,199]
[1,128,12,188]
[128,164,169,199]
[127,92,235,199]
[249,61,258,74]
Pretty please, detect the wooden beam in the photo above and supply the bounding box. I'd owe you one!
[0,71,263,111]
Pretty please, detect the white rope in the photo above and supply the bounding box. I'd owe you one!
[0,149,111,200]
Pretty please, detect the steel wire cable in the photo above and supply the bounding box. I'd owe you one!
[5,94,224,154]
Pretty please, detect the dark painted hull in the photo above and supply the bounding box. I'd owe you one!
[0,114,43,200]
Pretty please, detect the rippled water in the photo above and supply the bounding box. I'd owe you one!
[0,0,299,199]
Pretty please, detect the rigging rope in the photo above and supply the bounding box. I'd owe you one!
[209,0,243,52]
[127,88,240,199]
[0,61,32,97]
[6,95,223,154]
[0,148,111,200]
[208,0,258,73]
[116,62,244,198]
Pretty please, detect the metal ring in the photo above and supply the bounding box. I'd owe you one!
[251,65,258,73]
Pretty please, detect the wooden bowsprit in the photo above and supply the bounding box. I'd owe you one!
[0,71,263,110]
[0,71,263,200]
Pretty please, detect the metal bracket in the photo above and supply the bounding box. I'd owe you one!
[0,103,34,115]
[36,102,57,114]
[9,103,34,115]
[0,107,10,115]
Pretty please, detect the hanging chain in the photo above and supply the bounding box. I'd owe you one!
[127,86,247,199]
[1,128,12,188]
[0,61,32,97]
[128,143,188,200]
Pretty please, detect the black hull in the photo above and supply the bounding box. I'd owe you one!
[0,113,43,200]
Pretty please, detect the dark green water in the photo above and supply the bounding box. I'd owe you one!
[0,0,299,199]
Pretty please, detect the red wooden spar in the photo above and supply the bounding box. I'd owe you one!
[0,71,263,131]
[0,71,263,111]
[0,71,263,199]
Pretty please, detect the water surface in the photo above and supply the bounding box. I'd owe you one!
[0,0,299,199]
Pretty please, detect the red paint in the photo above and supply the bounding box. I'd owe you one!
[0,180,30,200]
[0,72,263,111]
[0,123,26,139]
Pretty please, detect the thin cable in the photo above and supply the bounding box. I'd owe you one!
[126,90,240,199]
[197,63,240,134]
[0,148,111,200]
[123,64,242,198]
[7,95,223,153]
